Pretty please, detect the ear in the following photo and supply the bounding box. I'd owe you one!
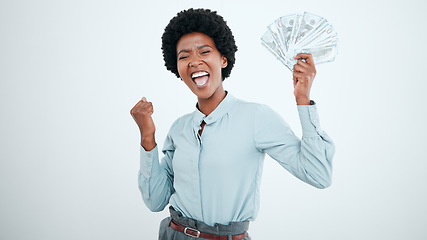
[221,56,228,68]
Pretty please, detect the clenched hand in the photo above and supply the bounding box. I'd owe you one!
[130,97,156,151]
[293,53,316,105]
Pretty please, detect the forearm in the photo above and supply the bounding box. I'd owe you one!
[296,134,334,188]
[295,103,335,188]
[138,172,172,212]
[257,103,334,188]
[138,145,173,211]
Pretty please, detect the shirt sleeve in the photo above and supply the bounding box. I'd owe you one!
[138,131,175,211]
[254,103,335,188]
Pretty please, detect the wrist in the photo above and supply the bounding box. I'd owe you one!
[141,135,156,151]
[296,96,310,105]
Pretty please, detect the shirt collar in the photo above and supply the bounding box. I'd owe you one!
[192,91,235,125]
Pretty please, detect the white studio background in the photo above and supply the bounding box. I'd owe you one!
[1,0,426,239]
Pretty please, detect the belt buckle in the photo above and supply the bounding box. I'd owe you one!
[184,226,200,238]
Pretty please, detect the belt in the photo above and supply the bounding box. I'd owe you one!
[170,219,248,240]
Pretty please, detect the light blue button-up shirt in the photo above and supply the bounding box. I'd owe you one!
[138,93,334,226]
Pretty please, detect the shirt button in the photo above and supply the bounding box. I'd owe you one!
[310,107,315,112]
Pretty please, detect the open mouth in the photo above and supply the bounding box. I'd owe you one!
[191,71,209,87]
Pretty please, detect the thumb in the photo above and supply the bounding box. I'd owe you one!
[141,97,147,102]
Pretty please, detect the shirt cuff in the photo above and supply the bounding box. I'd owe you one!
[139,144,159,179]
[297,101,324,137]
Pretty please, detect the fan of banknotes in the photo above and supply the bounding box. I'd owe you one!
[261,12,338,71]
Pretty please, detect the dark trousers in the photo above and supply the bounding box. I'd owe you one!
[158,206,251,240]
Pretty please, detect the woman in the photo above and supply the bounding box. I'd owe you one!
[130,8,334,240]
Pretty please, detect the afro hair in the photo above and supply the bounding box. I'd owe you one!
[161,8,238,81]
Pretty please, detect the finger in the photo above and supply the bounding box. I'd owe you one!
[131,98,146,114]
[143,102,154,114]
[132,100,151,113]
[131,101,142,116]
[294,53,315,66]
[142,97,147,102]
[293,63,309,73]
[293,71,309,81]
[293,53,312,60]
[296,59,310,68]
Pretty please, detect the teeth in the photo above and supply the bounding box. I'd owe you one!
[191,71,209,79]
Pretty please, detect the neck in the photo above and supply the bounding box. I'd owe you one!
[197,89,227,116]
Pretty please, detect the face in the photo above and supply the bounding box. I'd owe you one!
[176,32,228,100]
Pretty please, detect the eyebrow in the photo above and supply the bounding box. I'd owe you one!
[177,45,212,55]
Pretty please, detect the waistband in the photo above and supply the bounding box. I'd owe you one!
[169,206,250,236]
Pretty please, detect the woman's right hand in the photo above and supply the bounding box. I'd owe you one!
[130,97,156,151]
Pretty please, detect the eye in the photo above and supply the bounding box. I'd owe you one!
[201,50,211,54]
[178,55,188,60]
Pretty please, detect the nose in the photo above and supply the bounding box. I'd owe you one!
[188,56,203,67]
[188,60,202,67]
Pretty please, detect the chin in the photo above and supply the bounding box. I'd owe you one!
[193,90,214,99]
